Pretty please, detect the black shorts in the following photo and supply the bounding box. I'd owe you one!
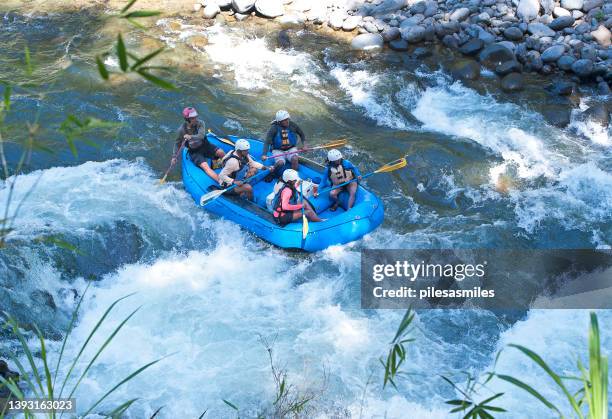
[274,211,295,227]
[189,143,219,167]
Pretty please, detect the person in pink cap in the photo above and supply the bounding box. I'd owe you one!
[173,106,225,182]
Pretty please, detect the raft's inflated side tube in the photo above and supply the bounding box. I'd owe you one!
[182,133,384,251]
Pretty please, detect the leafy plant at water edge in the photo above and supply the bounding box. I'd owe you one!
[380,308,415,390]
[0,289,164,418]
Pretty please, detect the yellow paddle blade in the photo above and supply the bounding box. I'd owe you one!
[319,138,348,149]
[208,129,235,146]
[199,189,226,206]
[158,176,167,185]
[374,157,407,174]
[302,214,309,240]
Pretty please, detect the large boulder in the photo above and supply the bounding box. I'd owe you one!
[496,60,522,75]
[517,0,540,21]
[591,25,611,47]
[548,15,574,30]
[542,106,571,127]
[350,33,384,51]
[450,59,481,80]
[527,22,556,37]
[401,25,427,42]
[541,44,565,62]
[504,26,524,40]
[232,0,255,13]
[255,0,284,17]
[583,103,609,126]
[571,58,594,77]
[560,0,583,9]
[450,7,471,21]
[478,43,516,68]
[501,72,525,92]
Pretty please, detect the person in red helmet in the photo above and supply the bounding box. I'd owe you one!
[173,107,225,182]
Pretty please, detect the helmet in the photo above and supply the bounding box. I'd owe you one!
[182,107,198,119]
[327,149,342,162]
[282,169,300,183]
[275,110,290,122]
[235,139,250,151]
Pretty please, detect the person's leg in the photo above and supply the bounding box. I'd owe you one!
[301,200,323,222]
[290,154,299,171]
[347,182,358,209]
[329,188,341,211]
[199,162,220,183]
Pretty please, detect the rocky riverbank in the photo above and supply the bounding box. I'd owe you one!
[189,0,611,94]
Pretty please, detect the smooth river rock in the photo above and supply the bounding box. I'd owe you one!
[501,72,525,91]
[591,25,611,47]
[542,106,571,127]
[517,0,540,21]
[255,0,284,17]
[389,38,409,51]
[342,15,362,31]
[504,26,524,41]
[478,43,516,67]
[350,33,384,50]
[571,58,594,77]
[232,0,255,13]
[495,60,522,75]
[460,38,485,55]
[401,25,427,42]
[451,59,481,80]
[203,3,220,18]
[582,0,603,11]
[560,0,583,10]
[541,44,565,61]
[527,22,556,37]
[557,54,576,70]
[548,15,575,30]
[450,7,471,22]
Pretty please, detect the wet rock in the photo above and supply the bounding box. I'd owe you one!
[547,80,575,94]
[443,34,460,48]
[525,50,544,70]
[401,25,427,42]
[410,1,427,14]
[557,54,576,69]
[597,81,611,95]
[413,46,433,58]
[549,15,575,30]
[460,38,485,55]
[424,1,438,17]
[389,38,409,50]
[371,0,408,15]
[580,45,597,60]
[477,12,491,24]
[504,26,524,40]
[451,59,481,80]
[575,22,591,34]
[255,0,283,17]
[187,35,209,48]
[517,0,540,21]
[203,3,220,18]
[571,58,594,77]
[542,106,571,127]
[591,25,611,47]
[553,6,571,16]
[541,44,566,61]
[501,72,525,91]
[364,21,380,33]
[232,0,255,13]
[583,103,609,125]
[342,15,362,31]
[277,29,291,49]
[583,0,603,11]
[478,43,516,67]
[350,33,384,50]
[400,15,425,28]
[382,26,401,41]
[496,59,522,74]
[560,0,583,9]
[527,22,557,37]
[450,7,471,21]
[435,21,461,36]
[498,41,517,52]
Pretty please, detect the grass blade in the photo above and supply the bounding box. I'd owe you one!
[136,69,176,90]
[497,374,561,415]
[120,0,138,13]
[96,56,109,80]
[117,34,128,72]
[122,10,161,18]
[130,47,164,70]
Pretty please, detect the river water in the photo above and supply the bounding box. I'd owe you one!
[1,10,611,418]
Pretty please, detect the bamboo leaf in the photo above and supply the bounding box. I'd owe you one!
[96,56,109,80]
[497,374,561,415]
[3,83,11,110]
[136,70,176,90]
[122,10,161,18]
[130,47,164,70]
[150,405,164,418]
[120,0,138,13]
[223,399,238,410]
[24,45,33,75]
[108,398,139,418]
[117,34,128,72]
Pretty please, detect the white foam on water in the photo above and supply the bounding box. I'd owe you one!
[0,159,199,242]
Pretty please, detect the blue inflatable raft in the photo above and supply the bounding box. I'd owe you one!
[181,133,384,252]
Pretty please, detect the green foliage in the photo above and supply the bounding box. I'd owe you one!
[0,291,163,419]
[380,308,415,390]
[594,10,605,21]
[58,115,121,157]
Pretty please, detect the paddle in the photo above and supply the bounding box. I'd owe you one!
[207,130,236,147]
[316,157,407,195]
[199,168,270,206]
[159,140,186,184]
[300,180,308,241]
[262,138,348,161]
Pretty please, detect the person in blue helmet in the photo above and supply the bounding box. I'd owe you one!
[262,110,306,180]
[318,149,362,211]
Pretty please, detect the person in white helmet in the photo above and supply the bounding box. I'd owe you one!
[272,169,322,226]
[218,139,269,200]
[262,110,307,179]
[318,149,362,211]
[174,107,225,182]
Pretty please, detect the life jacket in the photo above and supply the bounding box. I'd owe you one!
[328,160,354,185]
[184,121,204,149]
[273,183,298,216]
[222,150,250,181]
[272,125,298,151]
